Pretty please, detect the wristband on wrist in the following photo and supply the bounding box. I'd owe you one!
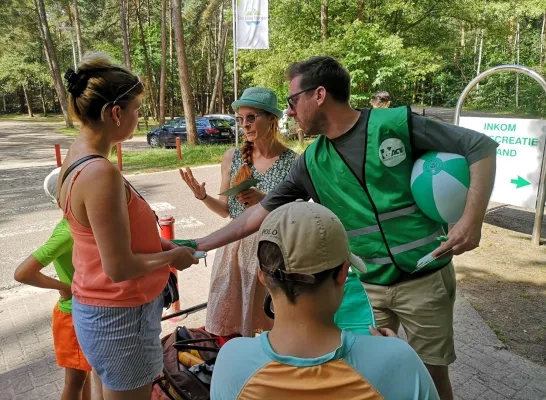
[196,194,207,201]
[170,239,198,249]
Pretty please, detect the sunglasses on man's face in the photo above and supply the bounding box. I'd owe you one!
[286,87,318,110]
[235,112,264,125]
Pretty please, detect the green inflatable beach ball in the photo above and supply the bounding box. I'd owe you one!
[410,152,470,224]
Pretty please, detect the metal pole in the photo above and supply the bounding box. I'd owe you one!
[161,302,208,321]
[453,65,546,246]
[232,0,239,148]
[59,27,78,70]
[70,29,78,69]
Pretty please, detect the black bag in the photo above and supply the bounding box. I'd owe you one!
[152,327,220,400]
[61,155,179,308]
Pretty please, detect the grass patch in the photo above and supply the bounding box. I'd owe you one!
[486,321,507,344]
[110,138,313,174]
[58,127,79,136]
[112,145,231,173]
[57,127,148,136]
[0,113,66,124]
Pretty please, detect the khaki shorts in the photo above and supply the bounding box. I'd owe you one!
[363,263,456,366]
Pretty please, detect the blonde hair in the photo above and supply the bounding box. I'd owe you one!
[233,113,281,185]
[66,51,144,124]
[370,91,391,108]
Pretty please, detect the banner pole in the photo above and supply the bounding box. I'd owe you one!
[232,0,239,148]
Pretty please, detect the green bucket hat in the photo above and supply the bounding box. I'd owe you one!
[232,87,283,118]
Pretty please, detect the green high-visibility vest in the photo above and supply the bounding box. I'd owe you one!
[305,106,451,285]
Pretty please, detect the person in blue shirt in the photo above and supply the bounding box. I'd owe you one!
[211,201,439,400]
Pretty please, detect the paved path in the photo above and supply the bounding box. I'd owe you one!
[0,166,225,290]
[1,268,545,399]
[0,120,150,171]
[2,117,546,398]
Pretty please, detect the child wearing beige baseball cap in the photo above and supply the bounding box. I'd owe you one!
[210,201,440,400]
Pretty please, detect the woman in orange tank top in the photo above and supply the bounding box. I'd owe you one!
[57,52,198,400]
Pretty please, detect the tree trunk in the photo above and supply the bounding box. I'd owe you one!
[22,84,33,117]
[136,0,158,120]
[320,0,328,41]
[473,29,478,71]
[169,2,175,120]
[539,13,546,66]
[18,88,25,114]
[146,0,151,26]
[209,15,228,114]
[73,0,84,60]
[118,0,131,69]
[357,0,364,22]
[205,34,212,114]
[218,65,225,113]
[2,93,7,113]
[35,0,73,127]
[159,0,167,124]
[65,2,74,26]
[460,22,465,49]
[515,22,520,109]
[125,0,131,51]
[51,88,58,113]
[40,85,48,116]
[172,0,198,145]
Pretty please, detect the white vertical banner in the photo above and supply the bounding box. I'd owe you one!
[236,0,269,50]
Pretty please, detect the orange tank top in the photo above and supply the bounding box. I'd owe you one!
[64,159,169,307]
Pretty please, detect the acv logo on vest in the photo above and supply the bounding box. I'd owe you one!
[379,138,407,167]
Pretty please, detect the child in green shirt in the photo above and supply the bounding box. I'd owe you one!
[14,167,93,400]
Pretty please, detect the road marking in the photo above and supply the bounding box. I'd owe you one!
[175,217,205,228]
[149,202,176,212]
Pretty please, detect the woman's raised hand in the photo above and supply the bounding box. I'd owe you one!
[179,167,207,200]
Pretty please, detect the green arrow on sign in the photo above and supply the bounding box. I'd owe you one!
[510,176,531,189]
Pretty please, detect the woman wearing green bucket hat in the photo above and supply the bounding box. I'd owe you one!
[179,87,298,337]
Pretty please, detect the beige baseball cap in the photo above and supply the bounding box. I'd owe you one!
[258,201,366,283]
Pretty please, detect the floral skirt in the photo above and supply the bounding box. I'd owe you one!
[205,232,274,337]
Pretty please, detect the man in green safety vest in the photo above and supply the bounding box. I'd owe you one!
[194,56,498,400]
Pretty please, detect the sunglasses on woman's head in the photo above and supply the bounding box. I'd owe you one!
[113,75,142,105]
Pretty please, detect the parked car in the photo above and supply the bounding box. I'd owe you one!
[147,116,234,148]
[204,114,237,135]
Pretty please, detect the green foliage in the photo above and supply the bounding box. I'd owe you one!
[2,0,546,117]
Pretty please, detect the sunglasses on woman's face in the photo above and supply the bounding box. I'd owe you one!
[235,112,264,125]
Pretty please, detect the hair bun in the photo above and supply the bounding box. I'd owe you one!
[64,68,90,97]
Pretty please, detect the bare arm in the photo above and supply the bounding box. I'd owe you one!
[195,203,270,251]
[200,149,234,217]
[462,154,496,222]
[180,149,234,218]
[195,152,310,251]
[78,162,196,282]
[14,256,71,293]
[433,154,496,256]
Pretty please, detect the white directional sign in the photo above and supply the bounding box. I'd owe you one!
[459,117,546,208]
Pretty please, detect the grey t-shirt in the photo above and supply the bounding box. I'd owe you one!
[261,108,499,211]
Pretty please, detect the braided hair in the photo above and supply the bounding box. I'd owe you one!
[232,113,281,186]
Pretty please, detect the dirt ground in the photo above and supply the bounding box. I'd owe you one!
[456,204,546,366]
